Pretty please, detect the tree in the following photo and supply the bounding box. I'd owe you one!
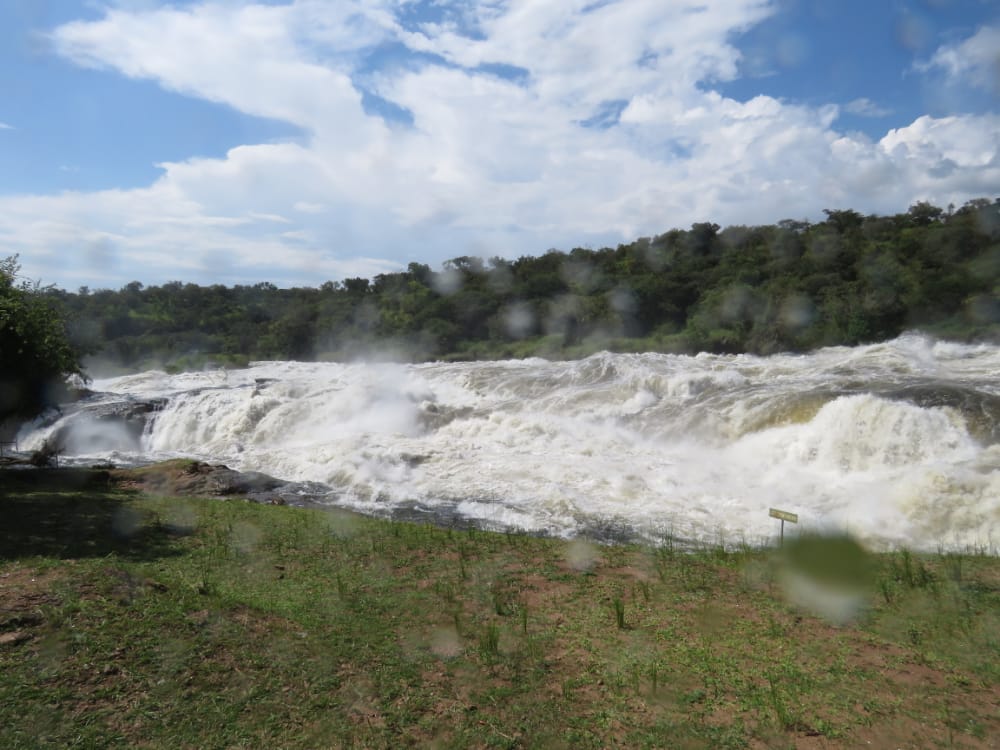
[0,256,85,429]
[907,201,944,227]
[822,209,864,234]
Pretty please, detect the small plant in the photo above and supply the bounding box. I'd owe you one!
[681,687,706,706]
[878,576,894,605]
[654,554,670,583]
[677,555,712,592]
[196,575,214,596]
[434,579,457,604]
[28,439,61,468]
[38,597,77,629]
[492,589,505,615]
[637,580,651,602]
[766,614,786,638]
[490,574,519,616]
[479,623,501,660]
[660,530,677,559]
[766,673,795,731]
[943,552,963,583]
[894,548,935,589]
[612,596,626,629]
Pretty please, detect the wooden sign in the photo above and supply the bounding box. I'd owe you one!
[769,508,798,523]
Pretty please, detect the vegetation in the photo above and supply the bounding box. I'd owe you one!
[0,256,85,429]
[2,467,998,748]
[37,199,999,372]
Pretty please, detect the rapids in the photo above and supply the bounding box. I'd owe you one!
[19,334,1000,550]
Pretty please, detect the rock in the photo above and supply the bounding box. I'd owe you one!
[47,396,168,454]
[112,460,334,509]
[0,631,32,647]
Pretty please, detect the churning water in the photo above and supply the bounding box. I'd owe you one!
[21,334,1000,550]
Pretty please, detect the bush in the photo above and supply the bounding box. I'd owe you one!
[0,255,85,428]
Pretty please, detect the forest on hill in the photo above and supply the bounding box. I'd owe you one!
[46,198,1000,371]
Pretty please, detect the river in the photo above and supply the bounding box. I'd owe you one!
[19,333,1000,551]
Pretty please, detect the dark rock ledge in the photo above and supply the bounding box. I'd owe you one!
[109,459,333,508]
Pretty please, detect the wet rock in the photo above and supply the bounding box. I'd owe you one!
[885,383,1000,444]
[48,396,168,454]
[417,403,473,431]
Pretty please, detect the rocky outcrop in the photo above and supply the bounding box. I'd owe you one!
[112,459,332,508]
[47,397,168,454]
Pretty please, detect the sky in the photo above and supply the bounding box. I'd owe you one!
[1,0,998,290]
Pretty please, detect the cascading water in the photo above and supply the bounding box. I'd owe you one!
[18,334,1000,550]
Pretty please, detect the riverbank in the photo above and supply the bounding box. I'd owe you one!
[1,466,998,748]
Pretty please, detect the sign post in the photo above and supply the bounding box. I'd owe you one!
[769,508,798,547]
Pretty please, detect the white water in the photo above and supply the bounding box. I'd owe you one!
[21,334,1000,550]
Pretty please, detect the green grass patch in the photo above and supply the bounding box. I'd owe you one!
[1,468,998,748]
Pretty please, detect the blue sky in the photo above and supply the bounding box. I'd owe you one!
[1,0,997,289]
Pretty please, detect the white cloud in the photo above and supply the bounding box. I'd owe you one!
[0,122,13,130]
[876,115,1000,199]
[1,1,997,289]
[0,145,405,287]
[917,24,1000,94]
[844,98,892,118]
[51,2,380,138]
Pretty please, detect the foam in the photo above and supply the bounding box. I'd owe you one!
[22,334,999,550]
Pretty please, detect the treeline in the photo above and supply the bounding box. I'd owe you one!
[48,199,1000,371]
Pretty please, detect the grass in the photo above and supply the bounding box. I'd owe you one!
[1,468,998,749]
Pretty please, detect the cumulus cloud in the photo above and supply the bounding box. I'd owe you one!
[878,114,1000,196]
[0,146,404,287]
[2,1,998,288]
[917,24,1000,95]
[51,2,381,135]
